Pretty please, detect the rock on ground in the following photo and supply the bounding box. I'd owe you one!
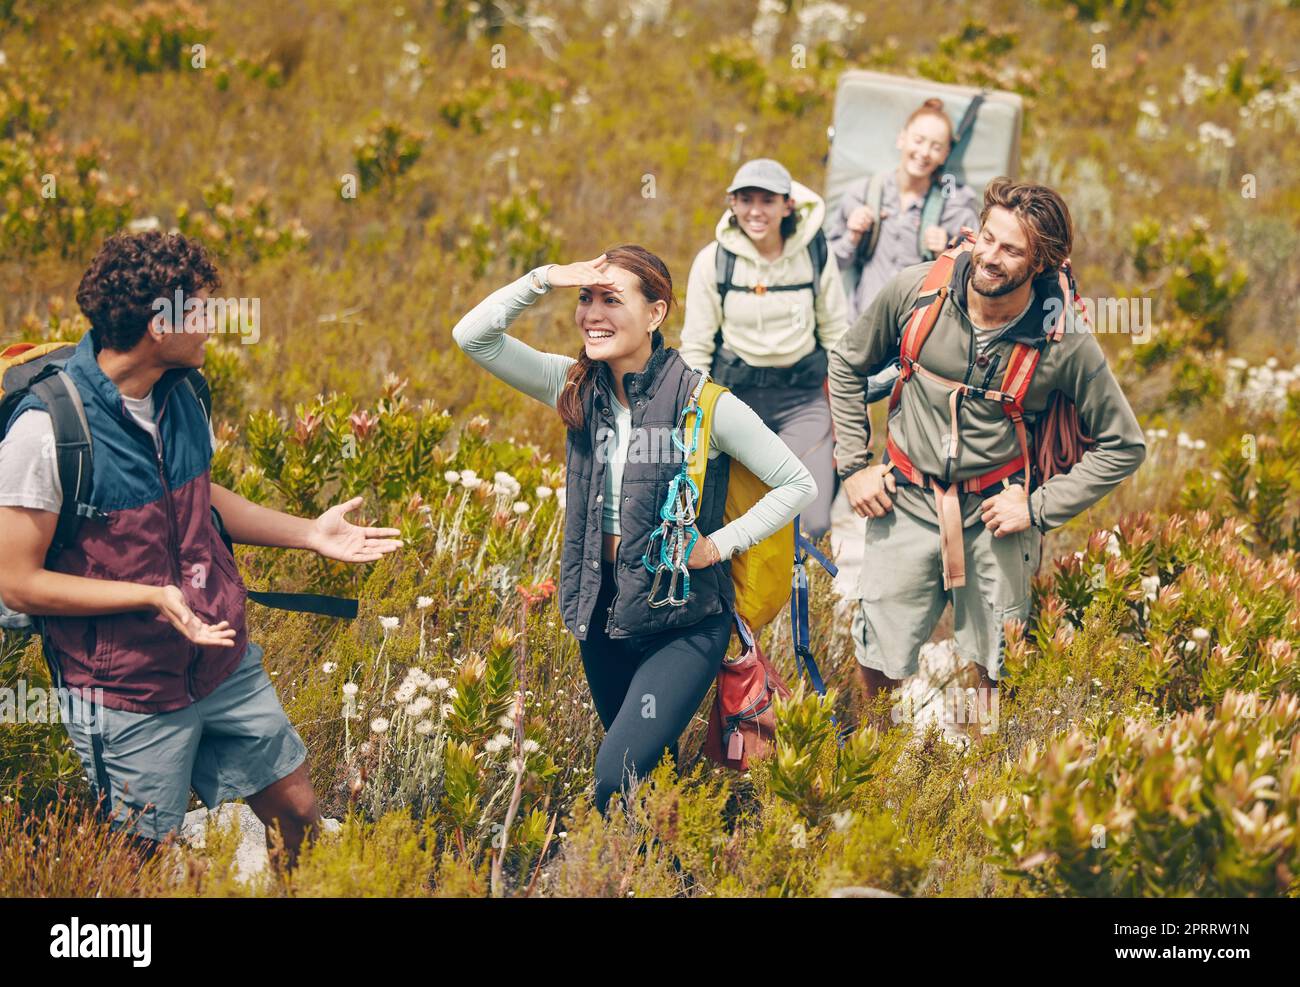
[180,803,341,883]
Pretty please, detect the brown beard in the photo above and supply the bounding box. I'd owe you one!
[971,259,1031,298]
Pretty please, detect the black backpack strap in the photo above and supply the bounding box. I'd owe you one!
[246,589,359,620]
[28,369,105,555]
[952,92,986,148]
[807,228,827,301]
[713,242,738,353]
[183,369,212,423]
[714,242,737,313]
[209,506,359,620]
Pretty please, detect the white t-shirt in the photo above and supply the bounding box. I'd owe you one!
[0,390,218,514]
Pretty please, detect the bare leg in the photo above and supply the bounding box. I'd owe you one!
[856,663,903,728]
[244,762,321,870]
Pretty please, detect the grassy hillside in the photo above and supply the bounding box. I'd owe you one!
[2,0,1300,897]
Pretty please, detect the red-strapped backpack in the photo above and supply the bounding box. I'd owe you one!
[883,229,1094,590]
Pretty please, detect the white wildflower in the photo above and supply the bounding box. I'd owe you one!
[513,501,530,515]
[522,738,540,754]
[1191,627,1210,643]
[414,719,435,735]
[342,682,359,697]
[444,470,461,484]
[535,485,553,500]
[370,717,390,734]
[1141,575,1160,600]
[416,595,433,610]
[379,615,400,632]
[322,661,337,674]
[430,677,450,692]
[493,471,522,498]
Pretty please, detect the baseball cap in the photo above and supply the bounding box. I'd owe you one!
[726,158,792,195]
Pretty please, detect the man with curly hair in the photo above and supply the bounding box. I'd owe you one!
[0,232,403,864]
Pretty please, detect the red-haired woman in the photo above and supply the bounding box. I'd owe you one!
[453,246,815,813]
[828,97,981,323]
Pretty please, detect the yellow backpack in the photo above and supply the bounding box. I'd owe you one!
[685,381,801,630]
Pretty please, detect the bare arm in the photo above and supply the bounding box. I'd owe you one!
[0,505,236,645]
[211,484,402,562]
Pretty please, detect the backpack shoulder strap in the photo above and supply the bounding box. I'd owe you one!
[183,369,212,423]
[714,242,737,313]
[713,242,737,352]
[28,368,102,555]
[889,243,969,412]
[686,378,727,495]
[858,171,887,265]
[806,228,827,301]
[918,182,947,261]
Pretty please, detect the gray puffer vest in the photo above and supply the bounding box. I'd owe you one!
[559,336,734,640]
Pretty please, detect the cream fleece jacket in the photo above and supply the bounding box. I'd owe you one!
[680,180,850,371]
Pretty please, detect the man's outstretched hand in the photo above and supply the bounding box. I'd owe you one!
[154,585,238,646]
[307,496,403,562]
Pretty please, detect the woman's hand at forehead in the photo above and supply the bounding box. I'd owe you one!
[547,254,625,291]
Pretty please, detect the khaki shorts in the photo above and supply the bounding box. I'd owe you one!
[850,504,1042,681]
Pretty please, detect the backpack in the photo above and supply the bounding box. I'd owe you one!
[0,339,358,634]
[714,228,829,311]
[710,230,831,391]
[882,232,1095,591]
[683,378,838,769]
[701,615,790,770]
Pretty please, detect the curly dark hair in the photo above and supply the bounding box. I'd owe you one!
[76,231,221,351]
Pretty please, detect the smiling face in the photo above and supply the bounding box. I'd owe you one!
[728,187,794,244]
[896,114,952,180]
[970,206,1041,297]
[575,264,666,362]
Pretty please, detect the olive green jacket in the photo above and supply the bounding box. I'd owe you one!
[827,255,1147,531]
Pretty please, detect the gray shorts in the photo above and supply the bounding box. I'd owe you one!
[850,505,1042,681]
[60,641,307,842]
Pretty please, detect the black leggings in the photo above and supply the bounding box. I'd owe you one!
[578,562,731,813]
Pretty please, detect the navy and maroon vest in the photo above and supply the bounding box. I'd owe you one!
[13,332,248,713]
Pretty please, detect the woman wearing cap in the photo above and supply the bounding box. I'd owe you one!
[680,158,848,541]
[452,245,815,814]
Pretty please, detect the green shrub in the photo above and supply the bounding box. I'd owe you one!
[91,1,212,74]
[984,690,1300,897]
